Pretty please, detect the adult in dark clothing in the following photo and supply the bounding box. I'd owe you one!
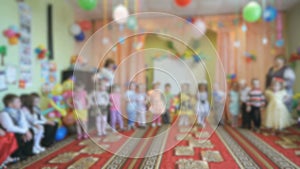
[266,55,295,111]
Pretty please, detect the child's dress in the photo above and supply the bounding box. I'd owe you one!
[195,91,210,126]
[73,90,88,122]
[92,91,109,136]
[126,90,137,127]
[149,90,165,126]
[179,93,193,126]
[229,90,239,127]
[136,93,147,126]
[265,90,293,130]
[110,92,124,130]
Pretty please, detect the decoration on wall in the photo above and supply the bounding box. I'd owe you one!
[0,71,7,91]
[193,19,207,38]
[18,1,33,88]
[70,23,81,36]
[289,48,300,63]
[3,26,20,45]
[127,16,138,30]
[75,32,85,42]
[175,0,192,7]
[77,0,97,11]
[227,73,237,82]
[78,20,92,31]
[5,65,18,84]
[263,6,277,22]
[276,12,284,48]
[35,45,49,60]
[275,39,284,47]
[113,4,129,24]
[102,37,110,45]
[233,41,241,48]
[41,61,57,85]
[241,23,247,32]
[243,1,262,23]
[245,51,257,63]
[262,37,268,45]
[0,45,7,66]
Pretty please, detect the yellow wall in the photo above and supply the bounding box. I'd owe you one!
[287,2,300,93]
[0,0,74,108]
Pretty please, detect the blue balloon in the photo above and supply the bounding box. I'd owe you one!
[193,55,201,63]
[186,17,193,23]
[263,6,277,22]
[276,39,284,47]
[55,126,68,141]
[74,32,85,41]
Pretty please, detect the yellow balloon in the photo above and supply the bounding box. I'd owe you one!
[9,37,18,45]
[52,84,63,96]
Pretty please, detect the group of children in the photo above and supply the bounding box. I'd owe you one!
[72,79,212,139]
[229,78,294,133]
[0,93,58,167]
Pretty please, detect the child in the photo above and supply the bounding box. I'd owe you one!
[136,84,147,128]
[162,83,173,124]
[125,82,137,130]
[20,94,45,154]
[229,82,240,128]
[246,79,265,132]
[90,82,109,136]
[31,93,58,148]
[195,82,210,127]
[73,82,89,140]
[212,83,225,125]
[178,83,193,126]
[148,82,165,127]
[109,84,124,131]
[0,94,34,159]
[265,78,293,134]
[239,79,251,129]
[0,128,18,168]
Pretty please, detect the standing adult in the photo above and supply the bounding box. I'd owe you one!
[266,55,296,111]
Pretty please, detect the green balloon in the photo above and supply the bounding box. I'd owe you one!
[127,16,138,30]
[78,0,97,11]
[243,1,262,23]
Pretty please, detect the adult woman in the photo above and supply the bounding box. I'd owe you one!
[266,55,295,111]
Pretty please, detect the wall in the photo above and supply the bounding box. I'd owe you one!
[0,0,74,108]
[287,2,300,93]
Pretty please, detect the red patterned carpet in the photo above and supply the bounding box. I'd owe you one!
[9,124,300,169]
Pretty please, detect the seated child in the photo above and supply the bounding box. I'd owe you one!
[0,128,18,168]
[21,94,45,154]
[0,94,34,159]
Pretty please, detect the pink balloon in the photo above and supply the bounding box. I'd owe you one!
[78,20,92,31]
[3,29,15,38]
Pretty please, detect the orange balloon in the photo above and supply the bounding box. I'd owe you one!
[8,37,18,45]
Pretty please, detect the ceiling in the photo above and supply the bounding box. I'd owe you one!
[66,0,300,20]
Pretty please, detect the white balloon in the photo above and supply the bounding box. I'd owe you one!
[193,19,207,38]
[102,37,110,45]
[234,41,241,48]
[113,5,129,24]
[70,24,81,35]
[262,37,268,45]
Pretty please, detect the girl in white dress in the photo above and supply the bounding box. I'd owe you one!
[195,83,210,127]
[265,78,294,134]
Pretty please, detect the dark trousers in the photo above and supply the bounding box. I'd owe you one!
[162,110,170,124]
[241,103,251,129]
[249,106,261,129]
[41,122,58,147]
[11,130,34,158]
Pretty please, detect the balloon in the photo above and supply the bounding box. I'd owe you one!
[75,32,85,41]
[193,19,206,38]
[3,29,15,38]
[78,20,92,31]
[55,126,68,141]
[52,84,63,96]
[70,24,81,35]
[263,6,277,22]
[276,39,284,47]
[175,0,191,7]
[77,0,97,11]
[127,16,138,30]
[193,55,201,63]
[9,37,18,45]
[243,1,262,23]
[113,4,129,24]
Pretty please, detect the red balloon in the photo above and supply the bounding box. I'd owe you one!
[175,0,191,7]
[78,20,92,31]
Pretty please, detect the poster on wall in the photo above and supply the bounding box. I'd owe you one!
[18,2,32,88]
[5,65,18,84]
[0,71,7,91]
[41,61,57,87]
